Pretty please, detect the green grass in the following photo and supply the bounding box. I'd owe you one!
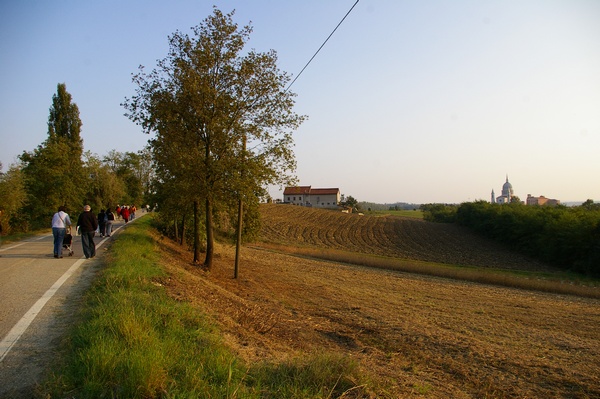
[367,209,424,219]
[41,216,364,398]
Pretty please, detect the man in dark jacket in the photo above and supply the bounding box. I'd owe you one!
[77,205,98,259]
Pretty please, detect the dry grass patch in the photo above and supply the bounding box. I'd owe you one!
[156,233,600,398]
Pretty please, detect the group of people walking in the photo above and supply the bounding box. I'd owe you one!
[115,205,136,223]
[51,204,137,259]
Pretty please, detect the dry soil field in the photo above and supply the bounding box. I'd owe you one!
[158,204,600,398]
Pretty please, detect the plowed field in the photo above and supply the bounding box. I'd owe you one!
[159,204,600,398]
[259,204,551,271]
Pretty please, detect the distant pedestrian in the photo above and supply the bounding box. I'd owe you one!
[77,205,98,259]
[51,206,72,258]
[105,209,115,237]
[97,209,107,237]
[121,206,130,223]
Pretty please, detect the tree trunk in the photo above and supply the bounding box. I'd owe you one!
[180,214,186,246]
[204,196,214,269]
[193,200,200,264]
[174,218,179,243]
[234,198,243,279]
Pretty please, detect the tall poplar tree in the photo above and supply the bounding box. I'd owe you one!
[20,83,86,227]
[124,8,304,268]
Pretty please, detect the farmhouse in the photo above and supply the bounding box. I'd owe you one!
[283,186,341,209]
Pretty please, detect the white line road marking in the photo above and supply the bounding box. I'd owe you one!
[0,228,121,363]
[0,259,85,362]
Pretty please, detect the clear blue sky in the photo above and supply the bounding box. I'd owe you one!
[1,1,599,204]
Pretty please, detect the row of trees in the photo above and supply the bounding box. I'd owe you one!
[0,83,152,234]
[122,8,304,268]
[421,201,600,276]
[2,9,304,272]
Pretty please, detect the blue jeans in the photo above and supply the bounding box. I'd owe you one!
[105,221,113,236]
[81,231,96,258]
[52,227,66,256]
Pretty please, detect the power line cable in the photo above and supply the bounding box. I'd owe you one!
[285,0,360,93]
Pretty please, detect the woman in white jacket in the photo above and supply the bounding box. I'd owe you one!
[51,206,71,258]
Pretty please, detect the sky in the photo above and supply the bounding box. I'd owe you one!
[1,1,599,204]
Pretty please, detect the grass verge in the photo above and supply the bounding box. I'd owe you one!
[252,242,600,299]
[367,209,423,219]
[41,217,362,398]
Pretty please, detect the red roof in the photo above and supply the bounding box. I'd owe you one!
[283,186,339,195]
[283,186,311,195]
[309,188,340,195]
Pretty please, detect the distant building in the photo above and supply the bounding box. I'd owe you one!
[526,194,560,206]
[283,186,341,209]
[492,175,514,204]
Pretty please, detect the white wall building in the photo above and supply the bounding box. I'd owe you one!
[283,186,341,209]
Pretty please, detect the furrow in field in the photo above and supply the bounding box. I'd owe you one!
[259,204,550,270]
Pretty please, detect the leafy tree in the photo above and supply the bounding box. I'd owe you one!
[421,203,458,223]
[340,195,359,212]
[581,199,600,210]
[47,82,87,201]
[102,149,153,206]
[123,8,304,268]
[452,200,600,276]
[0,162,28,233]
[83,152,126,211]
[19,83,86,227]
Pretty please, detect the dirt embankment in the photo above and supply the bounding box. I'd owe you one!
[157,205,600,398]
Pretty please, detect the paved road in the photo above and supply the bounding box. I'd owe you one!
[0,216,137,397]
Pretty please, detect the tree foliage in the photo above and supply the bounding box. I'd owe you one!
[420,203,458,223]
[424,201,600,276]
[103,148,153,206]
[339,195,360,212]
[123,8,304,267]
[83,152,127,211]
[0,162,28,234]
[19,84,87,227]
[1,83,150,232]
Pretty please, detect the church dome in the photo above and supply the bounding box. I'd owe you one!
[502,176,513,196]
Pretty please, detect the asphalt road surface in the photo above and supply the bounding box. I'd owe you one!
[0,217,135,397]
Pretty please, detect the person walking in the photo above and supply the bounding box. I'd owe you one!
[51,206,71,258]
[77,205,98,259]
[97,209,107,237]
[121,206,130,223]
[105,208,115,237]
